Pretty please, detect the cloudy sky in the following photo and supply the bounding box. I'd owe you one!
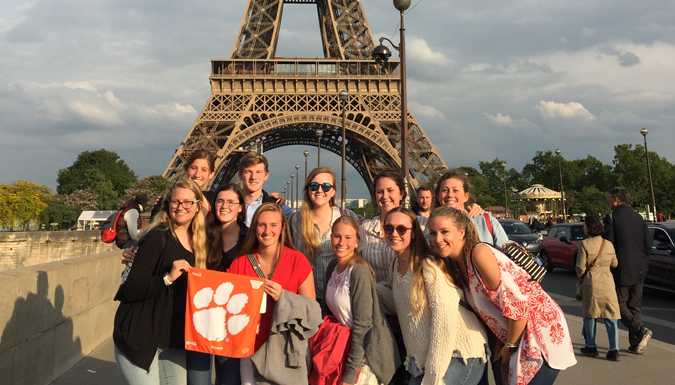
[1,0,673,200]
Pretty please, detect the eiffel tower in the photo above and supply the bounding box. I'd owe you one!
[163,0,448,197]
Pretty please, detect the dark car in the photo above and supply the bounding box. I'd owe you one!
[497,219,542,259]
[540,223,588,271]
[646,222,675,292]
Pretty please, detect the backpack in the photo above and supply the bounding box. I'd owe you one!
[101,210,124,243]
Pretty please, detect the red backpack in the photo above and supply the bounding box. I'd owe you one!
[101,211,124,243]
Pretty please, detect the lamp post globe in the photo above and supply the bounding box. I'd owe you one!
[372,44,392,66]
[393,0,411,11]
[303,150,310,181]
[641,128,648,137]
[555,149,561,156]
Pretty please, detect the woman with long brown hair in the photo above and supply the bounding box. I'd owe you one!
[319,216,398,385]
[380,207,488,385]
[428,207,576,385]
[291,167,360,302]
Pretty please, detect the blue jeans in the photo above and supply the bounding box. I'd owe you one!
[527,359,559,385]
[186,350,241,385]
[582,317,619,351]
[408,357,485,385]
[115,344,186,385]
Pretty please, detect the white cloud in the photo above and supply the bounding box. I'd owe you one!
[409,101,445,119]
[485,112,512,125]
[407,37,451,65]
[536,100,595,120]
[104,91,127,110]
[64,81,99,94]
[68,100,121,126]
[158,102,197,117]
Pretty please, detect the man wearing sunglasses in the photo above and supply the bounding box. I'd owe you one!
[238,152,293,227]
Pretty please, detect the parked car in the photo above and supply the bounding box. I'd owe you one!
[497,219,542,259]
[646,222,675,292]
[540,223,588,271]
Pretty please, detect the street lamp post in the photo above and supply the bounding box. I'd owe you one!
[303,150,310,182]
[316,129,324,167]
[290,174,295,211]
[339,90,349,210]
[283,186,287,199]
[555,149,567,223]
[295,164,300,211]
[286,181,290,207]
[641,128,657,221]
[501,163,508,219]
[372,0,411,209]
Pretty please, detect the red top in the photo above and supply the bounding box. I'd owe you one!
[228,246,313,351]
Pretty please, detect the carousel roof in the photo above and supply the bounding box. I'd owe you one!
[514,184,561,200]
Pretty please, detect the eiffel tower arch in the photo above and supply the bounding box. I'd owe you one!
[163,0,448,198]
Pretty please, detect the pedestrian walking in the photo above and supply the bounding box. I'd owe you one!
[575,216,621,361]
[603,187,652,354]
[290,167,360,302]
[429,206,576,385]
[113,179,207,385]
[380,207,489,385]
[315,216,398,385]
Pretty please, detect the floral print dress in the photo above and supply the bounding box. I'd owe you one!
[466,244,576,385]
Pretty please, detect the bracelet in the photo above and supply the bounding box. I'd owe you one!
[163,273,173,286]
[504,341,518,348]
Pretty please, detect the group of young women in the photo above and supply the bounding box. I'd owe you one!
[113,151,576,385]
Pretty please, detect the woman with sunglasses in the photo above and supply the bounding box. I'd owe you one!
[433,171,509,249]
[319,216,398,385]
[227,202,316,384]
[291,167,360,302]
[186,183,248,385]
[113,179,207,385]
[428,207,576,385]
[380,207,489,385]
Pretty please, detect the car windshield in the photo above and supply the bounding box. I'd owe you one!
[501,222,532,235]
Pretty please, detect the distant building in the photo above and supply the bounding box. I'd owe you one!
[346,199,368,208]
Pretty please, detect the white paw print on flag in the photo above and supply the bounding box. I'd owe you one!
[192,282,250,341]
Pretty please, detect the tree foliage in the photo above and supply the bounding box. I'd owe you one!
[53,189,99,212]
[41,203,78,229]
[0,181,51,229]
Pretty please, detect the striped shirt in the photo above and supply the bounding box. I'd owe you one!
[358,215,429,283]
[291,206,359,301]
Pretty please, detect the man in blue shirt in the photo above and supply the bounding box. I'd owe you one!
[238,152,293,227]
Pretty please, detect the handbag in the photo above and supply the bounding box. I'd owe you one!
[576,239,605,301]
[484,214,546,282]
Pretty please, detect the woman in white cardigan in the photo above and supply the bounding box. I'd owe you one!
[378,207,488,385]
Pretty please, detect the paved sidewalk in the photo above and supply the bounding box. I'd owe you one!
[52,312,675,384]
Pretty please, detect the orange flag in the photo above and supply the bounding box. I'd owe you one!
[185,268,265,357]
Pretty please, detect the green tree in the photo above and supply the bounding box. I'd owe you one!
[119,178,158,212]
[11,181,51,230]
[53,189,99,212]
[144,175,172,197]
[57,149,137,197]
[522,151,563,191]
[351,201,376,219]
[0,184,19,228]
[41,203,78,229]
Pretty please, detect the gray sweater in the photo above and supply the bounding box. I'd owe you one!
[323,260,400,384]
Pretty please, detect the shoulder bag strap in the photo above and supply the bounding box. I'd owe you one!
[484,213,493,239]
[247,253,267,279]
[580,239,605,280]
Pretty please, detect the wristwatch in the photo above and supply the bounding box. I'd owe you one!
[163,273,173,286]
[505,341,519,353]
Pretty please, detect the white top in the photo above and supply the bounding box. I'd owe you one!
[392,259,488,385]
[359,214,429,283]
[325,265,354,329]
[123,209,140,240]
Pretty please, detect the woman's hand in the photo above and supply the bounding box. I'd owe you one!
[264,279,283,301]
[121,247,136,265]
[497,345,513,364]
[167,260,191,282]
[466,203,485,218]
[269,192,286,205]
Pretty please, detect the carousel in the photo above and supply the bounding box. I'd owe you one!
[513,184,563,219]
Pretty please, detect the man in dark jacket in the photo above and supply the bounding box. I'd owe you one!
[603,186,652,354]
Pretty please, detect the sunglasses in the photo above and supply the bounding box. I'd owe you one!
[308,182,334,192]
[383,224,413,236]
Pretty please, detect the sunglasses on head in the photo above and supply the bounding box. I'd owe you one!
[383,224,413,236]
[308,182,334,192]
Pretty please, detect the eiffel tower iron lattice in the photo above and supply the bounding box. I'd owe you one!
[163,0,448,198]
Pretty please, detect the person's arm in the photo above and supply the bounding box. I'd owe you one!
[150,196,163,220]
[471,244,501,291]
[420,262,458,385]
[268,192,286,205]
[497,318,527,363]
[121,246,135,264]
[466,203,484,218]
[490,216,510,250]
[608,243,618,268]
[280,204,294,220]
[603,214,614,243]
[297,273,316,300]
[575,241,588,278]
[341,265,374,385]
[118,231,169,302]
[124,209,140,240]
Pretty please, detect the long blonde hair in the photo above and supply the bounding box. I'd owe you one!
[331,216,376,281]
[140,179,207,268]
[239,203,297,259]
[384,207,458,317]
[299,167,337,261]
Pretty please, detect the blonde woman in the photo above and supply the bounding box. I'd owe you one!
[291,167,359,302]
[113,179,207,385]
[380,207,489,385]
